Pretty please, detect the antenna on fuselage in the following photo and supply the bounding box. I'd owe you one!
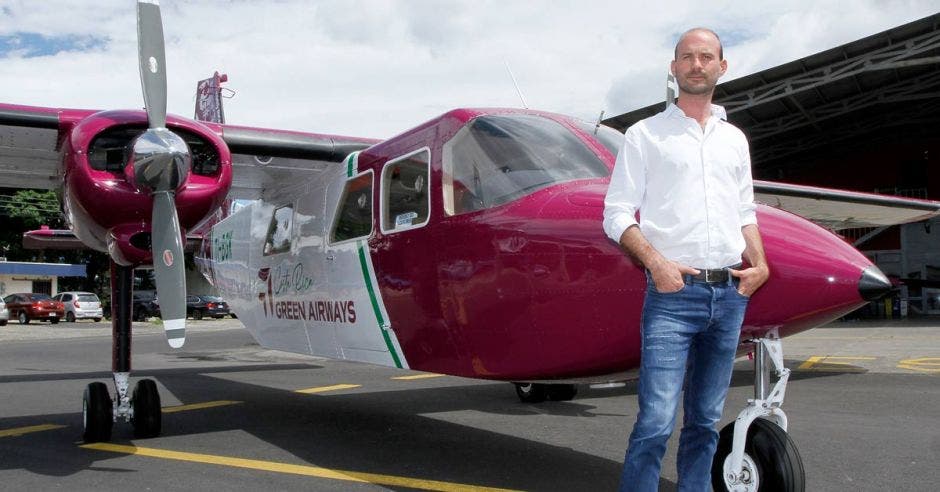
[504,61,529,109]
[666,72,677,109]
[594,110,605,135]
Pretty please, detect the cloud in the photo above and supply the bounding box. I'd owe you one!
[0,0,936,138]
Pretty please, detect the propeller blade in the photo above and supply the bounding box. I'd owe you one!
[137,0,167,129]
[152,191,186,348]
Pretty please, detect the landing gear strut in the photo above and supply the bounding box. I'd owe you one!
[712,332,805,491]
[82,262,163,443]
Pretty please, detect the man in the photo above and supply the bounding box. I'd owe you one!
[603,28,769,491]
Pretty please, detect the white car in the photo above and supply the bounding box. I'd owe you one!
[0,297,8,326]
[53,291,104,322]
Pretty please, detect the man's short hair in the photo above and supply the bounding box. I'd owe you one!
[674,28,723,60]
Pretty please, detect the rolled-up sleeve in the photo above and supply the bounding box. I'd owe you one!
[738,142,758,227]
[603,129,645,243]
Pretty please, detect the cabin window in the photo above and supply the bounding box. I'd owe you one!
[442,114,610,215]
[381,148,430,233]
[263,204,294,255]
[331,171,374,243]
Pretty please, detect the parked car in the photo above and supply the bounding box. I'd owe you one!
[186,295,231,319]
[0,297,8,326]
[132,290,161,321]
[3,293,65,324]
[53,291,104,322]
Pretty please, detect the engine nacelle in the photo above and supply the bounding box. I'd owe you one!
[60,110,232,266]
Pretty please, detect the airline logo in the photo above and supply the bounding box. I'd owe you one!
[257,261,356,324]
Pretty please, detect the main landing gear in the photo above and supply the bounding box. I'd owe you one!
[82,262,163,443]
[513,382,578,403]
[712,332,805,492]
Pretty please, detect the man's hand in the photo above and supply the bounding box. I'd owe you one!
[649,260,700,293]
[729,265,769,297]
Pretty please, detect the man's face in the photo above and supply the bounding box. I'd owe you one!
[670,30,727,96]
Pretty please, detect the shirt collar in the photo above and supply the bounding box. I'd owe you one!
[665,103,728,122]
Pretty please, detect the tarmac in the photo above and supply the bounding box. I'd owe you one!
[0,317,937,491]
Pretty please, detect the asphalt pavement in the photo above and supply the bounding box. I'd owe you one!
[0,318,937,491]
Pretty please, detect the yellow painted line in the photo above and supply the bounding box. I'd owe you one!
[162,400,242,414]
[81,443,520,492]
[898,357,940,373]
[295,384,361,394]
[0,424,67,438]
[392,373,445,380]
[798,356,877,372]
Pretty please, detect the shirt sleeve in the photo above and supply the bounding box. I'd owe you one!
[738,138,758,227]
[603,128,645,243]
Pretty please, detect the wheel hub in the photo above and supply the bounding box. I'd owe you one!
[723,452,760,492]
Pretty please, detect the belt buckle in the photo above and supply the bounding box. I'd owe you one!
[704,269,715,282]
[705,269,721,282]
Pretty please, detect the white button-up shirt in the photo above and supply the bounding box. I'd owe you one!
[603,103,757,269]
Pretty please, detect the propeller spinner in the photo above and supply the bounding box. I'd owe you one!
[132,0,189,348]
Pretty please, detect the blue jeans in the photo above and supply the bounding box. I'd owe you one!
[619,272,748,492]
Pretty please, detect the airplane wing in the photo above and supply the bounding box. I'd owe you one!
[215,124,379,200]
[0,103,379,199]
[754,180,940,230]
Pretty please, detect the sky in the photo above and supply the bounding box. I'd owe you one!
[0,1,937,140]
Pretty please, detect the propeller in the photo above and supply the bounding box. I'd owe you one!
[132,0,190,348]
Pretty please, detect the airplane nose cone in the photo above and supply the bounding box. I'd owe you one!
[858,265,892,301]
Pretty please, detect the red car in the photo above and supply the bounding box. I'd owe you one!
[2,293,65,324]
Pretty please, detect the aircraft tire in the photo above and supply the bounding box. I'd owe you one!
[712,418,805,492]
[546,384,578,401]
[132,379,162,438]
[83,382,113,443]
[514,383,547,403]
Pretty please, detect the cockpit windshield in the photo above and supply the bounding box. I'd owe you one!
[442,114,610,215]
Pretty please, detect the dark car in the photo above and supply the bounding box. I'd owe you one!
[132,290,161,321]
[186,295,231,319]
[3,293,65,324]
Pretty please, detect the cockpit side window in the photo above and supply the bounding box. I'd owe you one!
[331,171,374,244]
[263,205,294,255]
[442,114,610,216]
[381,148,431,233]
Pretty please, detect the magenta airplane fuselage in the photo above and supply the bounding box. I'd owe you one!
[292,108,877,381]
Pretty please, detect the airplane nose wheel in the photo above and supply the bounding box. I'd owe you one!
[712,418,803,491]
[712,334,806,491]
[82,382,113,443]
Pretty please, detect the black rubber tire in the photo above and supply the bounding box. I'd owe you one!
[712,419,805,492]
[231,313,238,319]
[514,383,547,403]
[0,320,6,326]
[193,310,203,320]
[49,317,59,324]
[66,312,76,323]
[132,379,162,438]
[94,317,102,323]
[83,382,113,443]
[546,384,578,401]
[18,311,28,324]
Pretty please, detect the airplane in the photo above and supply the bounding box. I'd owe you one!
[2,2,938,490]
